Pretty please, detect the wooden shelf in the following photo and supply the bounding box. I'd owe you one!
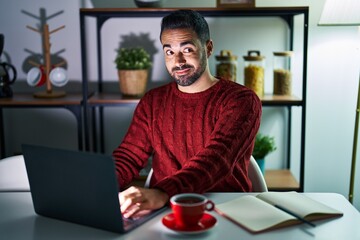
[265,169,300,191]
[0,93,84,158]
[0,93,83,106]
[80,7,309,17]
[260,94,302,106]
[87,92,140,106]
[86,92,302,106]
[129,170,300,192]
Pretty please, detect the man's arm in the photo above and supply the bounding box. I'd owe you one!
[113,94,154,189]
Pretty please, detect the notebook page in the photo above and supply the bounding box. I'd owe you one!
[256,192,343,220]
[215,195,298,233]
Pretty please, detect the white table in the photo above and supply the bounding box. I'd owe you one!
[0,155,30,191]
[0,192,359,239]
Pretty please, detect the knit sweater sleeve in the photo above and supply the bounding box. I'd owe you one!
[153,86,262,197]
[112,95,153,189]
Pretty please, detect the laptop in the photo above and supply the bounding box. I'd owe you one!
[22,144,166,233]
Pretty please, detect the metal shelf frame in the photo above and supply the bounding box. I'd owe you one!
[79,7,309,191]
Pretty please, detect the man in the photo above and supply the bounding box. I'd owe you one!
[113,10,262,217]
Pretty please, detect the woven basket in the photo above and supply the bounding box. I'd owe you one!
[118,69,148,97]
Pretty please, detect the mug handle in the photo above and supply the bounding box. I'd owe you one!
[2,63,17,84]
[205,200,215,211]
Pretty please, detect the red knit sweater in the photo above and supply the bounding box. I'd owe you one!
[113,79,262,197]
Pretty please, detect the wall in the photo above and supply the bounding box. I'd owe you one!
[0,0,359,210]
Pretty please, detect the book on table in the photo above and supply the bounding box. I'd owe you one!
[215,191,343,233]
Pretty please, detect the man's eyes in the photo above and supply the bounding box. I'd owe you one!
[165,49,173,55]
[183,47,194,53]
[164,47,194,56]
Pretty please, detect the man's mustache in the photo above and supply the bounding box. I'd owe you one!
[172,65,193,71]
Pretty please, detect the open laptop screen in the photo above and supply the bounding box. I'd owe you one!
[22,144,165,233]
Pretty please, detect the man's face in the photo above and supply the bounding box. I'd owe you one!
[161,28,208,86]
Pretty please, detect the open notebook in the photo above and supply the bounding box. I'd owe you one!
[22,144,165,233]
[215,191,343,233]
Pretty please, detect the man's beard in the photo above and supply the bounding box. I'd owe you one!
[170,51,207,87]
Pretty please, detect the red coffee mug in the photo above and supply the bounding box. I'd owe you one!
[27,66,46,87]
[170,193,214,229]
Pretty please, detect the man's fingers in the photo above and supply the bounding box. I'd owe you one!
[123,203,141,218]
[119,187,145,214]
[118,187,169,218]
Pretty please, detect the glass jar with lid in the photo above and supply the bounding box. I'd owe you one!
[273,51,293,95]
[243,50,265,97]
[215,50,238,82]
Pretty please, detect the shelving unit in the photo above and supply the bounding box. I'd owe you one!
[79,7,308,191]
[0,93,84,158]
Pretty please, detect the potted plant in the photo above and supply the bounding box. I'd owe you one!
[114,47,152,97]
[252,133,277,174]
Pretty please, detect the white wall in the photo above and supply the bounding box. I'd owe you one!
[0,0,359,210]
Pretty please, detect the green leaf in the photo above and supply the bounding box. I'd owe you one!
[252,133,277,159]
[115,47,152,70]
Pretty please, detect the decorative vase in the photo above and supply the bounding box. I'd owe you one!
[118,69,148,97]
[256,158,265,175]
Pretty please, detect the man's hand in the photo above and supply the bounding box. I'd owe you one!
[119,186,169,218]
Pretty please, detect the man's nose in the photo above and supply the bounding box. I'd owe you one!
[175,52,186,66]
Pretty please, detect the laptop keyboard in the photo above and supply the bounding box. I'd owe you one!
[123,215,141,223]
[122,209,154,225]
[122,211,151,229]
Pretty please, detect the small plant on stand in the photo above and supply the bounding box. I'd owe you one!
[252,133,277,174]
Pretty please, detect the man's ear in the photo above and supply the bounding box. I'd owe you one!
[206,40,213,58]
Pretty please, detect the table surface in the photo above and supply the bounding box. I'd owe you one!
[0,192,359,240]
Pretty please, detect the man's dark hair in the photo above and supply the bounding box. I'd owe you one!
[160,10,210,44]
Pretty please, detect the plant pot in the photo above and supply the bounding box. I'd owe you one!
[255,158,265,175]
[118,69,148,97]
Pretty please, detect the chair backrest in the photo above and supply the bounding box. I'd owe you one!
[145,156,268,192]
[144,168,153,188]
[248,156,268,192]
[0,155,30,191]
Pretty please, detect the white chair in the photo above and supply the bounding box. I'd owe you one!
[0,155,30,191]
[248,156,268,192]
[144,156,268,192]
[144,168,153,188]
